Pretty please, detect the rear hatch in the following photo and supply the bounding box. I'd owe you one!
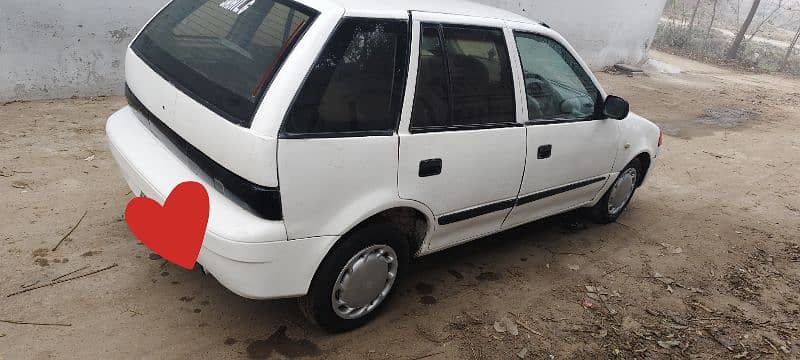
[124,0,318,219]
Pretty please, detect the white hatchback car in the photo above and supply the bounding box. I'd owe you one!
[107,0,661,331]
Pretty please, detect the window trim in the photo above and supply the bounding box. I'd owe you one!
[277,17,411,139]
[410,122,523,134]
[512,30,607,126]
[409,23,519,134]
[131,0,320,128]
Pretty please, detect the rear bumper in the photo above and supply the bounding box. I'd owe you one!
[106,106,336,299]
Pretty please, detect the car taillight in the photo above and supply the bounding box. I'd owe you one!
[658,128,663,147]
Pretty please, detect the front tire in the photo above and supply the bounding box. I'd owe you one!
[587,159,642,224]
[300,222,409,332]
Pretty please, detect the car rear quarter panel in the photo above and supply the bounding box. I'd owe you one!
[277,136,436,241]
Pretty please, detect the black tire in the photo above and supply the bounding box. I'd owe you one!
[586,158,642,224]
[299,222,409,332]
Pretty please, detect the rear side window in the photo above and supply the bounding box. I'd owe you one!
[132,0,316,127]
[412,25,516,131]
[282,18,409,137]
[411,26,450,128]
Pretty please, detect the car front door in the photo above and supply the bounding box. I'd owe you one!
[398,13,527,252]
[503,26,620,229]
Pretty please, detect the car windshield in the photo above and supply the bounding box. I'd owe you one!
[132,0,316,127]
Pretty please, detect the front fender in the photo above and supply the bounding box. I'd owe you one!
[614,112,660,175]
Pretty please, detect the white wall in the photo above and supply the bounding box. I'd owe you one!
[0,0,666,102]
[0,0,169,102]
[475,0,668,67]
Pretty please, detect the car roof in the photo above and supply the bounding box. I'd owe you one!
[310,0,536,24]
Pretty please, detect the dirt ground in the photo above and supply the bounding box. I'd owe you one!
[1,51,799,359]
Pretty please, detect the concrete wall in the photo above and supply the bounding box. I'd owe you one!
[0,0,666,102]
[475,0,668,67]
[0,0,169,102]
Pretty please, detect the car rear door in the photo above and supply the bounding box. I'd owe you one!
[502,23,620,229]
[398,12,527,251]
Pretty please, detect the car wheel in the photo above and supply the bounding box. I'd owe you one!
[299,222,409,332]
[587,159,642,224]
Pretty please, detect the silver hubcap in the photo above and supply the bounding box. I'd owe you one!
[608,168,637,215]
[331,245,398,320]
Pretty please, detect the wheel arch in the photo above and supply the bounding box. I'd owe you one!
[632,152,652,187]
[331,201,435,258]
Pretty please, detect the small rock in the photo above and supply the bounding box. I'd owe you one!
[504,317,519,336]
[148,253,162,260]
[493,316,519,336]
[659,242,683,254]
[653,272,674,285]
[11,181,29,189]
[517,347,528,359]
[657,340,680,349]
[581,297,598,310]
[493,321,506,333]
[568,264,580,271]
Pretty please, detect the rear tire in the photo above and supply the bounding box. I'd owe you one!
[587,159,642,224]
[299,222,409,332]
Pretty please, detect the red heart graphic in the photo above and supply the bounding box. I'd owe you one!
[125,181,209,270]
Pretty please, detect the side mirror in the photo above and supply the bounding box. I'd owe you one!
[604,95,629,120]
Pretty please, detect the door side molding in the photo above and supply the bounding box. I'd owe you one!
[438,198,517,226]
[436,176,606,226]
[516,176,606,206]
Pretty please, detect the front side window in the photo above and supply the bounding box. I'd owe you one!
[282,18,409,136]
[133,0,316,127]
[514,32,600,122]
[411,25,516,131]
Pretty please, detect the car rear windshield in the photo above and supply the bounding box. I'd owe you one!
[132,0,317,127]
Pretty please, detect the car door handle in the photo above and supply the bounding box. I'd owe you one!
[537,145,552,159]
[419,159,442,177]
